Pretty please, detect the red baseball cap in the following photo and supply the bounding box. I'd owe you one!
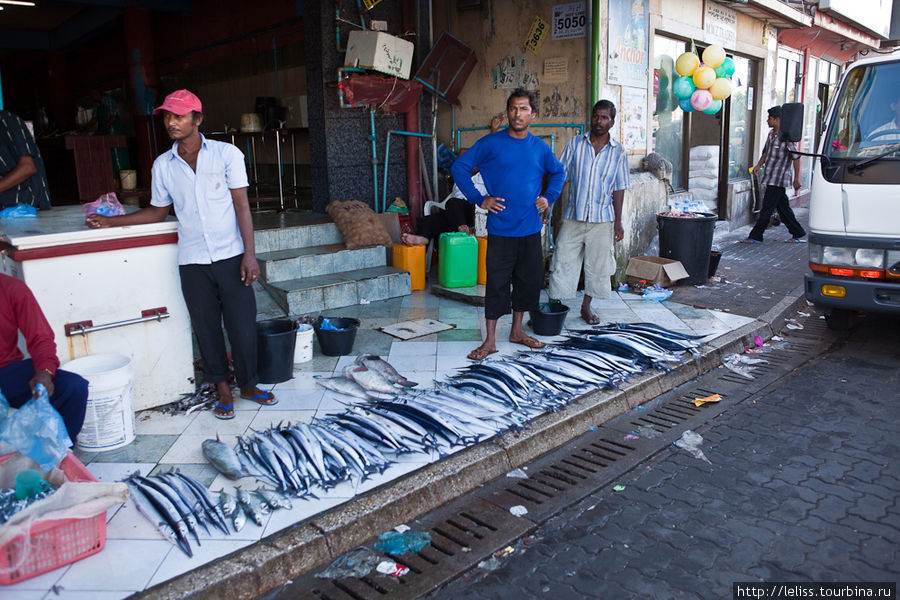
[153,89,202,115]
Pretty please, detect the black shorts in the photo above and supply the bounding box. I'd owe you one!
[484,232,543,320]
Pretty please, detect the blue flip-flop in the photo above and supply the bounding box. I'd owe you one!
[213,403,235,420]
[740,238,762,244]
[240,392,278,406]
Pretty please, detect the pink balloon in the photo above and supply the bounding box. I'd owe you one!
[690,89,713,111]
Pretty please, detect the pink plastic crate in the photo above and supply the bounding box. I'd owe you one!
[0,452,106,585]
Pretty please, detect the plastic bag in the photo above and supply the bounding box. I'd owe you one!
[81,192,125,217]
[0,204,38,219]
[0,385,72,473]
[373,530,431,555]
[315,547,380,579]
[642,285,673,301]
[674,430,712,464]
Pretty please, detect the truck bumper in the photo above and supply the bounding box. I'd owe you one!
[805,274,900,314]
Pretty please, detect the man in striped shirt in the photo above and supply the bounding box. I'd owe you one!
[744,105,805,243]
[548,100,630,325]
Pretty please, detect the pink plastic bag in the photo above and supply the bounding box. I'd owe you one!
[81,193,125,217]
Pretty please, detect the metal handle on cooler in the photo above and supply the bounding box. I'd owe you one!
[65,307,169,337]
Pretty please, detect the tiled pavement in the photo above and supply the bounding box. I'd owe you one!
[3,211,812,600]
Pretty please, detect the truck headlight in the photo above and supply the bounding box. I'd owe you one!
[854,249,885,269]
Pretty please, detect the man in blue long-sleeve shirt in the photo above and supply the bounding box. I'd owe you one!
[451,88,566,361]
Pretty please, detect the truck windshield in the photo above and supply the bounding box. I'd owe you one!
[824,60,900,161]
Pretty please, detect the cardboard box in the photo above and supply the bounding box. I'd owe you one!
[625,256,690,287]
[344,30,414,79]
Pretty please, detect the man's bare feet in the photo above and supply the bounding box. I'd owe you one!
[401,232,429,246]
[467,344,498,360]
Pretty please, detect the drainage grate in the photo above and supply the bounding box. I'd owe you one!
[273,499,531,600]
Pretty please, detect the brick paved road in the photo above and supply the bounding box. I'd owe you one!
[433,312,899,599]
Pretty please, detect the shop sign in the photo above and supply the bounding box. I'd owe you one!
[552,2,586,40]
[704,1,737,49]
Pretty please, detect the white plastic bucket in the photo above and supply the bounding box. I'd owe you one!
[63,354,135,452]
[294,324,314,364]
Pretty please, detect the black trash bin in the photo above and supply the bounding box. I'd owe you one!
[257,319,297,384]
[314,317,361,356]
[657,212,717,285]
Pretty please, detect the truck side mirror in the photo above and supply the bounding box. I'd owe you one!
[780,102,803,142]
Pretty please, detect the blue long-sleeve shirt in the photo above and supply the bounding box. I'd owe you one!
[451,131,565,237]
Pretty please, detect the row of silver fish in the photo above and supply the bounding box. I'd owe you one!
[123,470,230,557]
[315,354,418,401]
[203,420,392,495]
[217,486,292,532]
[0,486,55,525]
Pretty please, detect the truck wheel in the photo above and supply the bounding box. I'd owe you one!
[825,308,856,331]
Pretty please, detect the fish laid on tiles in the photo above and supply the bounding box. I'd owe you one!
[355,354,419,387]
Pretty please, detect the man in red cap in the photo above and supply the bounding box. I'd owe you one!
[86,89,276,419]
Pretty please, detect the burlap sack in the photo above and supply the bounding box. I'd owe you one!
[326,200,393,249]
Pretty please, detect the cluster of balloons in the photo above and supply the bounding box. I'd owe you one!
[672,45,735,115]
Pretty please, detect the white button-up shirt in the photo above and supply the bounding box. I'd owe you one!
[559,133,630,223]
[150,135,249,265]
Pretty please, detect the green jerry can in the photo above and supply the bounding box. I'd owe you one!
[438,232,478,288]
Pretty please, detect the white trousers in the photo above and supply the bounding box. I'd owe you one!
[548,219,615,300]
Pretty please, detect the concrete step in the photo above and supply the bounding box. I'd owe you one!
[263,266,411,316]
[254,221,343,254]
[258,244,386,282]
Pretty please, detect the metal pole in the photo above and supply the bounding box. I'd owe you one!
[275,129,285,212]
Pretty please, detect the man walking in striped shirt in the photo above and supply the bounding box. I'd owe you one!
[548,99,630,325]
[744,105,806,243]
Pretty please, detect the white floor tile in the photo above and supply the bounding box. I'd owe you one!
[105,497,171,541]
[55,539,172,591]
[263,492,354,538]
[42,593,132,600]
[159,433,239,464]
[0,562,69,593]
[134,410,196,435]
[146,539,251,588]
[86,462,157,483]
[277,372,333,390]
[181,409,256,437]
[249,410,316,430]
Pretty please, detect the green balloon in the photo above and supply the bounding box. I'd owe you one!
[714,57,736,79]
[703,99,723,114]
[672,76,696,100]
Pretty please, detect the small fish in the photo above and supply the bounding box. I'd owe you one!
[355,355,418,387]
[232,505,247,532]
[236,488,267,526]
[219,490,237,517]
[256,487,292,510]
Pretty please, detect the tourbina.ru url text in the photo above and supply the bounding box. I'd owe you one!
[733,583,896,599]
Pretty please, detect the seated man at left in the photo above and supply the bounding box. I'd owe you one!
[0,273,88,441]
[0,110,51,209]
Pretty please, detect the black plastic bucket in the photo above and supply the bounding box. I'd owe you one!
[708,251,722,278]
[528,303,569,336]
[257,319,296,384]
[657,212,717,285]
[314,317,361,356]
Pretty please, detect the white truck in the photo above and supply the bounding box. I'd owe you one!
[782,53,900,330]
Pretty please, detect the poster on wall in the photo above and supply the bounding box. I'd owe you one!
[607,0,649,88]
[552,2,586,40]
[621,86,647,152]
[524,16,550,55]
[493,51,539,90]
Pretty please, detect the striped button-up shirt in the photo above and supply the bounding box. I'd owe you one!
[559,133,630,223]
[760,129,797,188]
[150,135,249,265]
[0,111,51,210]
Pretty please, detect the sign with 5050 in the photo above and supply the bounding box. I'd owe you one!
[553,2,586,40]
[525,16,550,54]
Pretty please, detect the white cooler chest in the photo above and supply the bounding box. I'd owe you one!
[0,206,194,410]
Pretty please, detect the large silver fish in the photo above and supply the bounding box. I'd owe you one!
[355,355,418,387]
[202,435,247,480]
[343,365,399,395]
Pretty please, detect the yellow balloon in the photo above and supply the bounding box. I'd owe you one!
[692,66,716,90]
[702,45,726,68]
[710,77,732,100]
[675,52,700,77]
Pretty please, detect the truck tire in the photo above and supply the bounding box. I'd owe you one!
[825,308,856,331]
